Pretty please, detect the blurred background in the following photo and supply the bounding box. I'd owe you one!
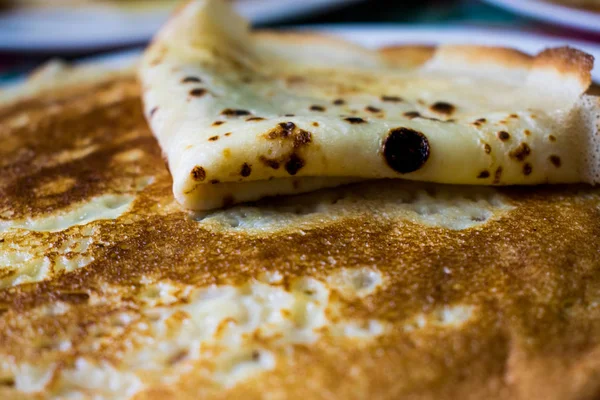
[0,0,599,83]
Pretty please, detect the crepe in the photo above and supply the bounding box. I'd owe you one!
[2,60,600,399]
[140,0,600,210]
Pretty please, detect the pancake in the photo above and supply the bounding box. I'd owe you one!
[140,0,600,211]
[2,59,600,399]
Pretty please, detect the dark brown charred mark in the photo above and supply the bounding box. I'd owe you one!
[344,117,366,124]
[403,111,421,119]
[222,195,235,208]
[168,350,189,366]
[498,131,511,141]
[523,163,533,176]
[312,122,319,127]
[210,179,220,184]
[212,121,225,126]
[484,143,492,154]
[246,117,265,122]
[251,351,261,362]
[191,166,206,181]
[382,128,430,174]
[259,156,280,169]
[509,114,519,119]
[549,155,561,167]
[287,75,305,84]
[240,163,252,177]
[493,166,503,184]
[208,136,219,142]
[284,114,295,117]
[549,135,557,142]
[365,106,382,113]
[0,377,15,387]
[267,122,295,139]
[477,170,490,179]
[524,129,531,136]
[221,108,251,117]
[224,132,232,137]
[285,154,305,175]
[381,95,402,103]
[333,99,346,106]
[473,118,486,127]
[189,88,207,97]
[430,102,455,115]
[509,142,531,162]
[149,107,158,118]
[56,291,89,304]
[310,105,326,112]
[182,76,202,83]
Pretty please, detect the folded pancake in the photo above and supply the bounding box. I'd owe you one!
[140,0,600,210]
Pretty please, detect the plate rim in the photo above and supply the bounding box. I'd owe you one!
[481,0,600,33]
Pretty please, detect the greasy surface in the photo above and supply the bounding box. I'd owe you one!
[1,74,600,399]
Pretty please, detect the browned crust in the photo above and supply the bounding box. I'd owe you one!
[533,46,594,88]
[379,45,436,68]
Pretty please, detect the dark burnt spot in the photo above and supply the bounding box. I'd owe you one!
[333,99,346,106]
[284,114,295,117]
[382,128,430,174]
[365,106,381,113]
[484,143,492,154]
[285,154,305,176]
[498,131,511,141]
[224,132,232,137]
[222,195,235,208]
[509,143,531,162]
[430,102,455,115]
[149,107,158,118]
[240,163,252,177]
[221,109,251,117]
[310,105,326,112]
[493,166,503,184]
[473,118,486,126]
[259,156,280,170]
[182,76,202,83]
[523,163,533,176]
[477,170,490,179]
[56,291,90,304]
[524,129,531,136]
[0,377,14,387]
[251,351,261,362]
[381,95,403,103]
[212,121,225,126]
[312,122,319,127]
[549,155,561,167]
[403,111,421,119]
[286,75,305,84]
[344,117,366,124]
[246,117,265,122]
[210,179,220,184]
[549,135,557,142]
[189,88,207,97]
[168,350,189,366]
[191,166,206,181]
[208,136,219,142]
[509,113,519,119]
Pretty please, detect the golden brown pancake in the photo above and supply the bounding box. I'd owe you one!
[1,60,600,399]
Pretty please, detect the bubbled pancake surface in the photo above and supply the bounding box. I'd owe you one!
[1,74,600,400]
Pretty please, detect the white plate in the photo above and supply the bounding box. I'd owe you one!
[482,0,600,34]
[90,25,600,80]
[0,0,361,52]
